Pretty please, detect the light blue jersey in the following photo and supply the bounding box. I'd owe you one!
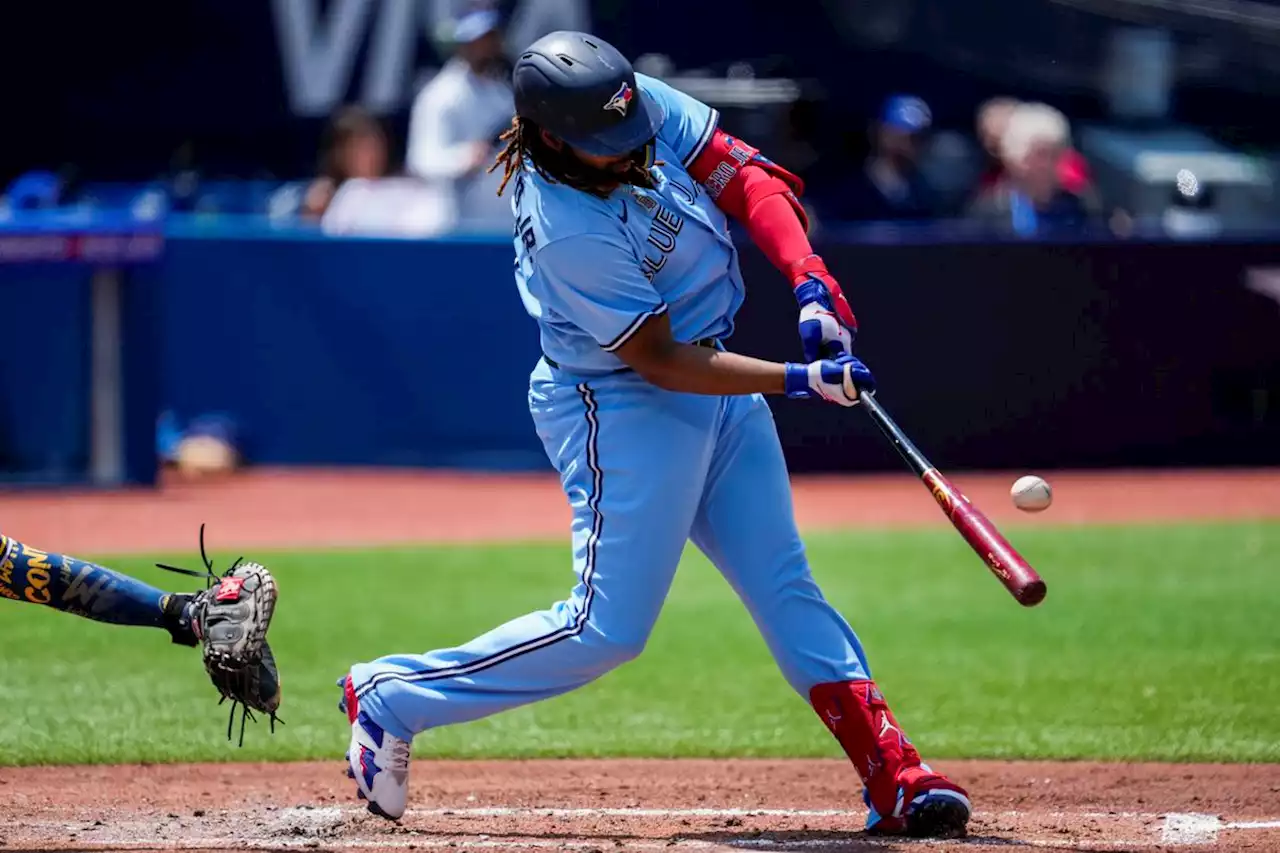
[352,73,873,762]
[511,74,745,374]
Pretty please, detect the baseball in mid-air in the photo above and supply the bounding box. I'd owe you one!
[1011,475,1053,512]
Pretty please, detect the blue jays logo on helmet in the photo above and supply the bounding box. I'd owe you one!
[603,82,633,116]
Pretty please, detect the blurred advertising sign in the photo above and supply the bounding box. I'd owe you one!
[10,0,1280,183]
[271,0,591,116]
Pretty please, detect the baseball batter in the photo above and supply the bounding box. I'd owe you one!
[341,31,971,838]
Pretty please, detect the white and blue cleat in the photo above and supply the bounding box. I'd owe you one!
[339,675,411,820]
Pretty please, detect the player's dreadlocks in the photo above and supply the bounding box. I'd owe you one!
[489,115,659,200]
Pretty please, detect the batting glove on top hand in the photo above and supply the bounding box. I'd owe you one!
[791,255,859,361]
[784,354,876,407]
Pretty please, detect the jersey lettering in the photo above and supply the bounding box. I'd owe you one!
[702,140,753,200]
[641,204,684,282]
[646,221,676,253]
[642,253,667,280]
[515,212,535,276]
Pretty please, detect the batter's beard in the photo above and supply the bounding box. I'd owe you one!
[533,143,658,197]
[580,157,658,193]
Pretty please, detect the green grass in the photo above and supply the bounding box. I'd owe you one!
[2,521,1278,766]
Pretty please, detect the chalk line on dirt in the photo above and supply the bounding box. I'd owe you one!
[1160,813,1280,845]
[275,805,1163,819]
[31,837,1160,851]
[15,802,1280,850]
[57,806,1272,851]
[403,806,857,818]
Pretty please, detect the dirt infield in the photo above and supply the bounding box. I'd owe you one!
[3,759,1279,851]
[1,468,1279,851]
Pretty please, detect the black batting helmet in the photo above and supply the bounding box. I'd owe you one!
[512,31,663,157]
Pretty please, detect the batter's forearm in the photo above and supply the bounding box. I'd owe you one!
[635,345,786,396]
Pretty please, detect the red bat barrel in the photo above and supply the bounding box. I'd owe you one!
[922,468,1047,606]
[857,391,1047,606]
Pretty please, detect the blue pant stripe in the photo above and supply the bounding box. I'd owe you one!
[355,383,604,698]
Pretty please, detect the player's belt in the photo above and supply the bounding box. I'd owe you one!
[543,337,719,373]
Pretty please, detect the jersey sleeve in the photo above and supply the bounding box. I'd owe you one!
[637,73,719,170]
[536,234,668,352]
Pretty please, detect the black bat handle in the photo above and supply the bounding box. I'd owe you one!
[859,393,932,477]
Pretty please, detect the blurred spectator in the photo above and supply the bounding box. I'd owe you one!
[832,95,942,221]
[973,96,1094,199]
[320,176,456,238]
[3,171,62,211]
[301,106,391,219]
[966,102,1099,235]
[427,0,591,62]
[975,97,1019,183]
[301,105,455,238]
[405,9,514,233]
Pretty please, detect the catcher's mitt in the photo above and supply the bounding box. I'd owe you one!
[159,525,282,745]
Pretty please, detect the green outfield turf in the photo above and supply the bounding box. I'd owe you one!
[1,521,1277,766]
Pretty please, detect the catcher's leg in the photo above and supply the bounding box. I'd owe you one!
[689,395,970,839]
[0,532,192,636]
[342,370,718,819]
[0,532,282,739]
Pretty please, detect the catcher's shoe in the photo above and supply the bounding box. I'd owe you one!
[863,765,971,838]
[339,674,411,820]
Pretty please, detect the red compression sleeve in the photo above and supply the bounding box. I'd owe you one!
[738,189,816,279]
[688,128,814,280]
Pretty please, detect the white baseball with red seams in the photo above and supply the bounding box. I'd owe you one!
[1011,475,1053,512]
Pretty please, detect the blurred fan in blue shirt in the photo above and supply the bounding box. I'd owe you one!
[818,95,943,223]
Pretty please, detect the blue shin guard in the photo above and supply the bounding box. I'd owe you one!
[0,533,187,634]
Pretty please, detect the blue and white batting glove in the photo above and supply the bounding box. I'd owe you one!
[792,256,858,361]
[784,354,876,407]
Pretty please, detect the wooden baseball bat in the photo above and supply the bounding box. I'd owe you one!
[858,392,1047,607]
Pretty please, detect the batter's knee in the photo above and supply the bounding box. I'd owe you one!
[574,623,648,672]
